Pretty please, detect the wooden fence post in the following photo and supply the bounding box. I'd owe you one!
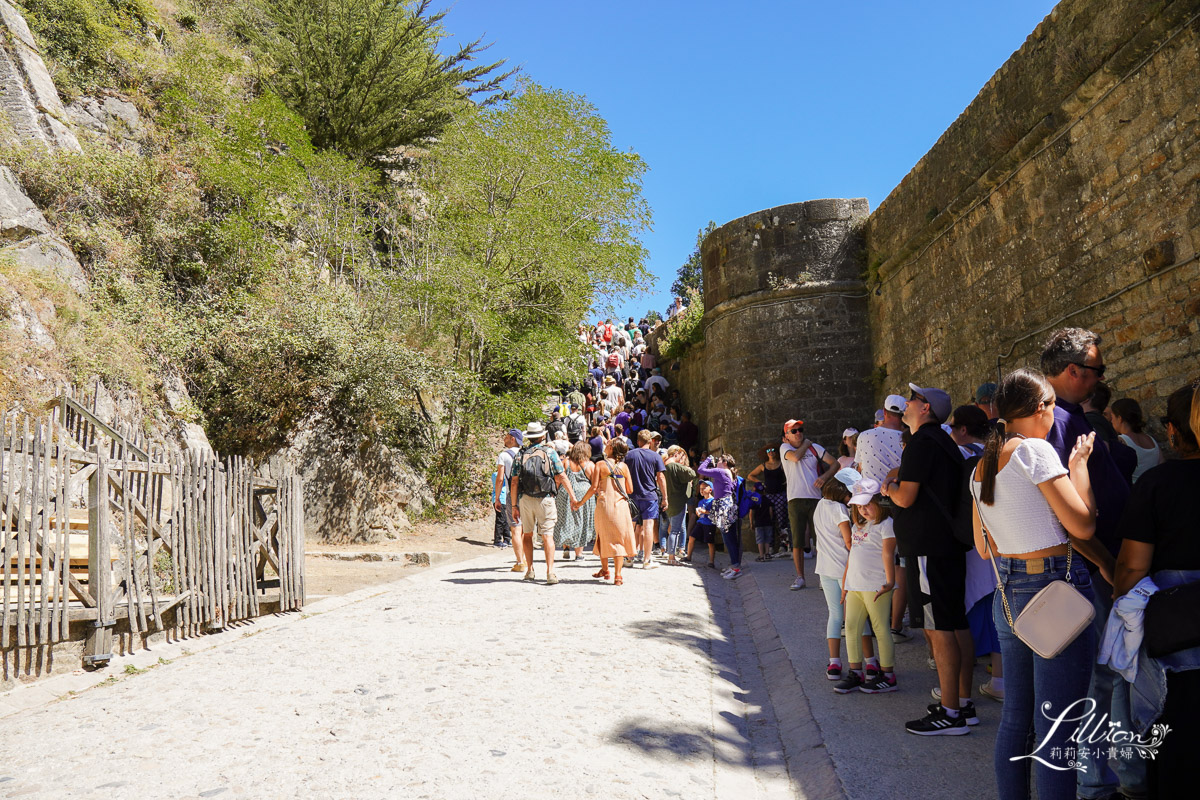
[84,445,113,667]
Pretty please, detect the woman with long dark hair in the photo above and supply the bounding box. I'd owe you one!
[572,438,638,585]
[970,368,1098,798]
[1113,381,1200,797]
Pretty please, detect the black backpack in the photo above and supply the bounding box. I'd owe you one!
[567,413,586,443]
[519,446,557,497]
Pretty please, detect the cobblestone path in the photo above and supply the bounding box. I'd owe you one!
[0,551,830,799]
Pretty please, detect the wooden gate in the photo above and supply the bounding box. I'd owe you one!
[1,393,305,666]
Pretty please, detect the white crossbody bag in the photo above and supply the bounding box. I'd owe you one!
[978,504,1094,659]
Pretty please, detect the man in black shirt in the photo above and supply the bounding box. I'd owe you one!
[883,383,974,736]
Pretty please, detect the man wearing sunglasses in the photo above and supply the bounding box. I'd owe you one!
[1040,327,1143,800]
[780,419,839,590]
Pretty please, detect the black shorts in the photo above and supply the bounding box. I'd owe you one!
[690,521,717,545]
[924,553,968,631]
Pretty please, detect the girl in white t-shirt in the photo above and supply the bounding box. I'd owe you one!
[814,470,877,682]
[834,478,897,694]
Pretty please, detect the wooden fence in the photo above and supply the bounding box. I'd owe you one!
[1,393,305,666]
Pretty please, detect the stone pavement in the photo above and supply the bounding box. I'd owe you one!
[736,554,1000,799]
[0,548,842,800]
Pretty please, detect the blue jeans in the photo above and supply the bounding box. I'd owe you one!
[1077,578,1147,799]
[664,511,686,554]
[722,522,741,569]
[993,554,1095,800]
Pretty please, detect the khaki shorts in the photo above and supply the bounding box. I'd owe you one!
[518,495,558,538]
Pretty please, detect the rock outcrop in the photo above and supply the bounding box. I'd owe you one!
[0,165,88,293]
[287,414,435,543]
[0,0,81,151]
[67,94,144,151]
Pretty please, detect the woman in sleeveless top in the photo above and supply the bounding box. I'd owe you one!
[746,444,791,554]
[555,442,595,559]
[970,368,1098,799]
[572,438,638,585]
[1110,397,1164,482]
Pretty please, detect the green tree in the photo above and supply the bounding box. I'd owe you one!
[402,81,651,470]
[249,0,515,161]
[670,220,716,298]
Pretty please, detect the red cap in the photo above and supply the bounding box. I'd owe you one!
[782,419,805,435]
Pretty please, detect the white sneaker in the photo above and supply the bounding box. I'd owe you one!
[722,567,742,580]
[790,576,806,590]
[980,680,1005,702]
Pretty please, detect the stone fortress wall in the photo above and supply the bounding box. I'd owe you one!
[658,0,1200,469]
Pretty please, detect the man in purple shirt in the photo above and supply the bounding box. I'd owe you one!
[1040,327,1143,800]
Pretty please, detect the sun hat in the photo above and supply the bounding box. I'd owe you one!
[603,375,615,384]
[849,477,882,507]
[834,467,861,488]
[907,383,952,423]
[524,421,547,440]
[842,427,859,438]
[883,394,906,414]
[782,419,804,435]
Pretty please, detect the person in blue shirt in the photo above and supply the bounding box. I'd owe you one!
[684,481,717,569]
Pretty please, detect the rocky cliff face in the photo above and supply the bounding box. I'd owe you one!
[0,0,80,151]
[0,0,435,542]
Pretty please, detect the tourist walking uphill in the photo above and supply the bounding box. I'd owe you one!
[510,422,579,586]
[572,438,639,585]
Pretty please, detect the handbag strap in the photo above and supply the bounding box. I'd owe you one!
[607,461,632,502]
[977,488,1073,632]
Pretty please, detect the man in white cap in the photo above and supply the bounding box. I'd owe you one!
[855,394,906,485]
[855,394,911,640]
[510,421,577,585]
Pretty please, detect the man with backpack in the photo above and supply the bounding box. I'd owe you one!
[510,421,576,585]
[881,383,974,736]
[566,404,587,444]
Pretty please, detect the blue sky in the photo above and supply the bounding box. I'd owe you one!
[442,1,1059,321]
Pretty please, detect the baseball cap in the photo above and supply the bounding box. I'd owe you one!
[782,419,805,435]
[508,428,524,445]
[849,478,882,506]
[883,394,906,414]
[908,383,952,423]
[975,382,998,403]
[841,427,859,438]
[834,467,861,488]
[874,409,885,423]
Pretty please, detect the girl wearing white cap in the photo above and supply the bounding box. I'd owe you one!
[833,478,898,695]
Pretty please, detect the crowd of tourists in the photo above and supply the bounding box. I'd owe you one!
[490,322,1195,800]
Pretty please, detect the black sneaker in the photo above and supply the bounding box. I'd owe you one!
[926,700,979,726]
[833,671,865,694]
[860,674,898,693]
[905,705,970,735]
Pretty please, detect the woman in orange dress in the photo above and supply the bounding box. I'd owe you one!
[573,438,638,585]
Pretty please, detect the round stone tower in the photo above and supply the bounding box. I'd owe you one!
[699,198,876,471]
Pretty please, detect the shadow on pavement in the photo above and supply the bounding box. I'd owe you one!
[611,718,786,770]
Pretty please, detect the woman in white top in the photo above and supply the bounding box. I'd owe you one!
[970,368,1098,800]
[1109,397,1164,482]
